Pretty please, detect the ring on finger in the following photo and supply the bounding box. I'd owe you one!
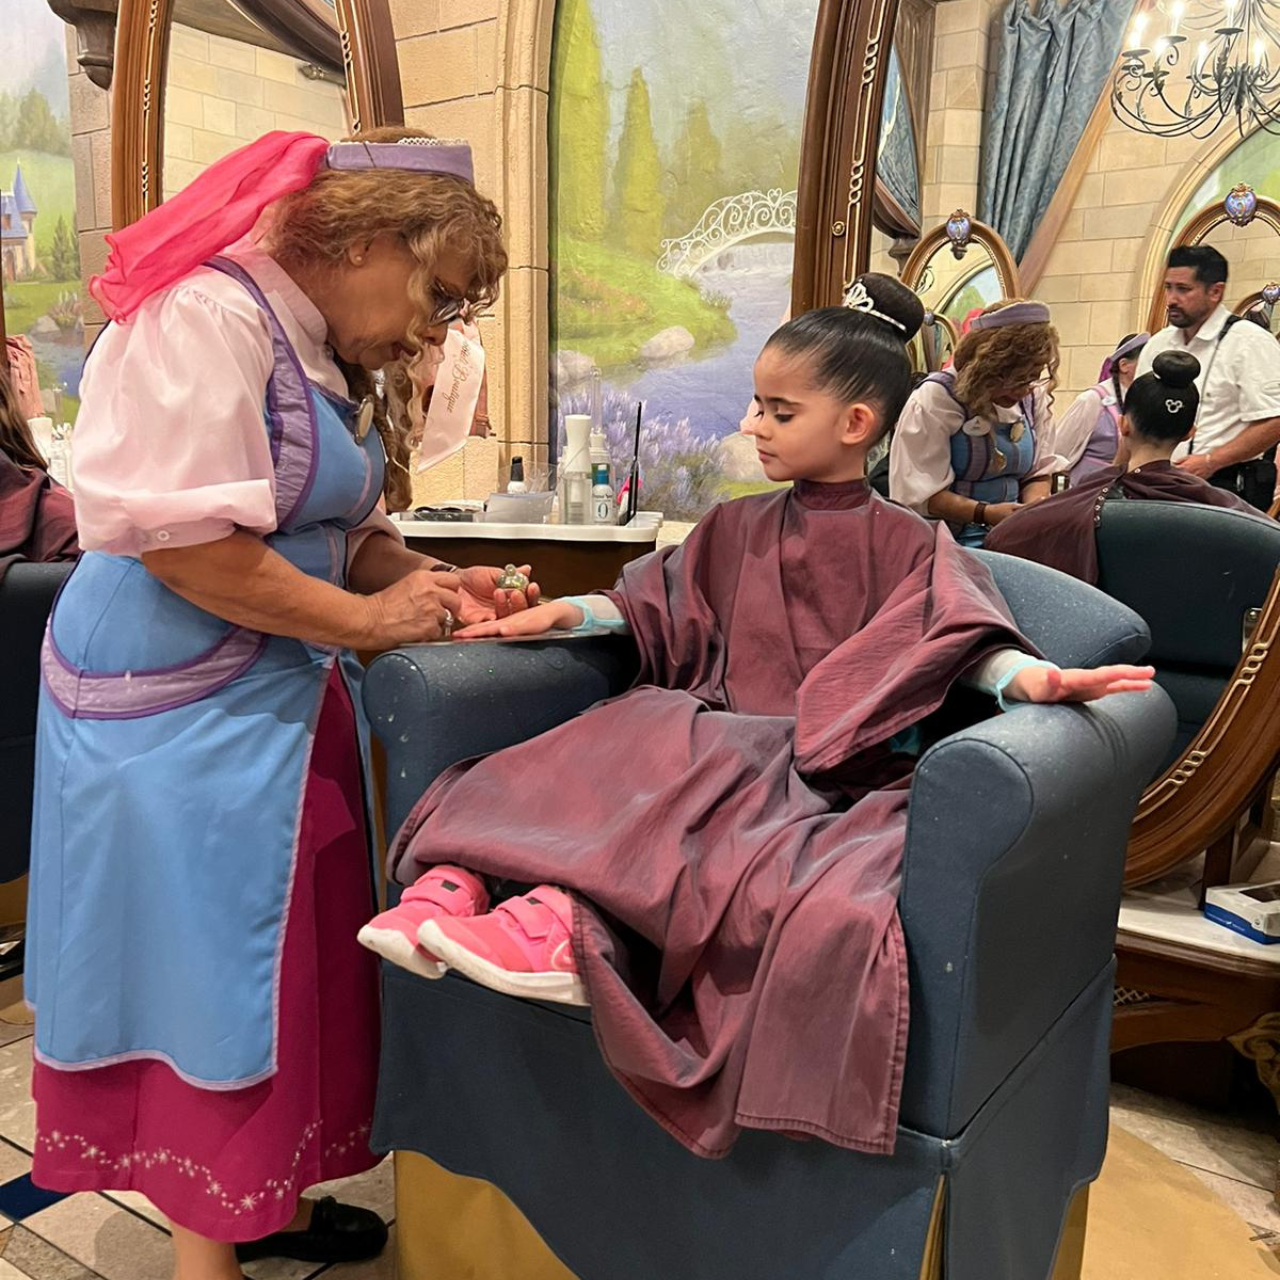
[442,608,454,636]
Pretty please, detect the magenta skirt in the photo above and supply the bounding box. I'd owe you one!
[31,668,382,1241]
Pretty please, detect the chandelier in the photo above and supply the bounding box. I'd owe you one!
[1112,0,1280,138]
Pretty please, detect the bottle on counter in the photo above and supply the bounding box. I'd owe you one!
[507,455,527,493]
[560,414,593,525]
[591,461,615,526]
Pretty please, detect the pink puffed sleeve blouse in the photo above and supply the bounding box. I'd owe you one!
[72,243,401,560]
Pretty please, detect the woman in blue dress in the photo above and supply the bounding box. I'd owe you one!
[27,127,535,1280]
[890,300,1064,545]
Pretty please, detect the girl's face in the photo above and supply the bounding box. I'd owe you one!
[1116,354,1140,389]
[746,346,880,484]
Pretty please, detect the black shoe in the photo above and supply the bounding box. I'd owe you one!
[235,1196,389,1264]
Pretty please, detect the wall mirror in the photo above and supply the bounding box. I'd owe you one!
[796,0,1280,909]
[113,0,402,226]
[1143,184,1280,335]
[900,209,1018,370]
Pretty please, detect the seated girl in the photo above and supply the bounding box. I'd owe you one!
[359,275,1152,1159]
[986,351,1262,583]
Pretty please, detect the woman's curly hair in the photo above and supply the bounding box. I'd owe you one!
[951,298,1059,419]
[265,126,508,510]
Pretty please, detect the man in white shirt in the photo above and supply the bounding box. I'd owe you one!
[1136,245,1280,510]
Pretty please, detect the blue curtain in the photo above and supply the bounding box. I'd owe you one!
[979,0,1136,260]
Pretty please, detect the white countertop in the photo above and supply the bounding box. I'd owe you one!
[392,511,663,543]
[1118,848,1280,965]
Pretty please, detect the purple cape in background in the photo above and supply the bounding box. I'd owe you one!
[0,456,78,585]
[985,461,1258,583]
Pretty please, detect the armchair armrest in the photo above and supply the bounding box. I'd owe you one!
[897,685,1176,1137]
[363,636,639,834]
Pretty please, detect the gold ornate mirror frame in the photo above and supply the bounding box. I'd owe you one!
[111,0,403,229]
[900,212,1021,301]
[1142,185,1280,336]
[793,0,902,315]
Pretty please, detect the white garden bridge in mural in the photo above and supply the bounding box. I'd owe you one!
[656,188,798,278]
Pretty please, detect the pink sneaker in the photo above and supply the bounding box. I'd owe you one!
[357,865,489,980]
[417,885,588,1006]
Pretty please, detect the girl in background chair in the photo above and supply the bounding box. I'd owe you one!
[889,300,1063,546]
[986,351,1260,583]
[0,368,77,582]
[1054,332,1148,482]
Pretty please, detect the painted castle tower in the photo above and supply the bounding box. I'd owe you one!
[1,163,38,281]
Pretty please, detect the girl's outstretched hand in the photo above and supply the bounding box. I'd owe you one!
[1009,664,1156,705]
[453,599,584,640]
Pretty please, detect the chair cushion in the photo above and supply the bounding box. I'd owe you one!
[971,549,1150,667]
[1096,501,1280,669]
[0,561,72,883]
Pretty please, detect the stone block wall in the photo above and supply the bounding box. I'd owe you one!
[163,26,349,200]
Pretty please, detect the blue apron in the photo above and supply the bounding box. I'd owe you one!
[27,258,384,1088]
[926,371,1037,548]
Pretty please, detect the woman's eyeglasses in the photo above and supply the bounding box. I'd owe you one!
[427,290,470,328]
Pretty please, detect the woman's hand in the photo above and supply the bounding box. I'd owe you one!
[457,565,542,626]
[363,570,464,646]
[984,501,1023,525]
[1007,664,1155,705]
[454,599,584,640]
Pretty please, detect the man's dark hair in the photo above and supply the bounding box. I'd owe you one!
[1168,244,1229,287]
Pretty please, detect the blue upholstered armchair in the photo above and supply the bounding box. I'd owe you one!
[363,551,1175,1280]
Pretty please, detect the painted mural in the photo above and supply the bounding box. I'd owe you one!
[549,0,819,519]
[1,1,81,422]
[1177,129,1280,238]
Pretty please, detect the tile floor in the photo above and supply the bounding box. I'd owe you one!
[0,1020,394,1279]
[0,1010,1272,1278]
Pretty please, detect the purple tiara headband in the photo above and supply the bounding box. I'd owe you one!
[968,301,1051,332]
[325,138,474,185]
[1100,331,1150,382]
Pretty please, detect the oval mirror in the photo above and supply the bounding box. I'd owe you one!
[113,0,402,225]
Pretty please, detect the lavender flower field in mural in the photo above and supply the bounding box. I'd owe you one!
[549,0,819,519]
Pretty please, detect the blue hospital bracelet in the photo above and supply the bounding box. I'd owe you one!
[993,657,1060,712]
[558,596,629,635]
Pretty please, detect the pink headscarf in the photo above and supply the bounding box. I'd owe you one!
[90,132,331,323]
[90,130,476,324]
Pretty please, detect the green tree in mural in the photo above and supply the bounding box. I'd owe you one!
[549,0,608,242]
[48,215,80,282]
[611,68,666,259]
[721,113,800,199]
[665,101,725,236]
[15,89,68,156]
[0,94,16,152]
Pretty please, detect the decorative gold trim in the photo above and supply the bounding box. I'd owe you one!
[1126,567,1280,885]
[112,0,401,230]
[1144,189,1280,334]
[900,215,1021,301]
[1236,288,1279,317]
[1135,125,1273,323]
[794,0,904,314]
[112,0,170,228]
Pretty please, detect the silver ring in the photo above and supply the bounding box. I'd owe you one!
[442,609,454,636]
